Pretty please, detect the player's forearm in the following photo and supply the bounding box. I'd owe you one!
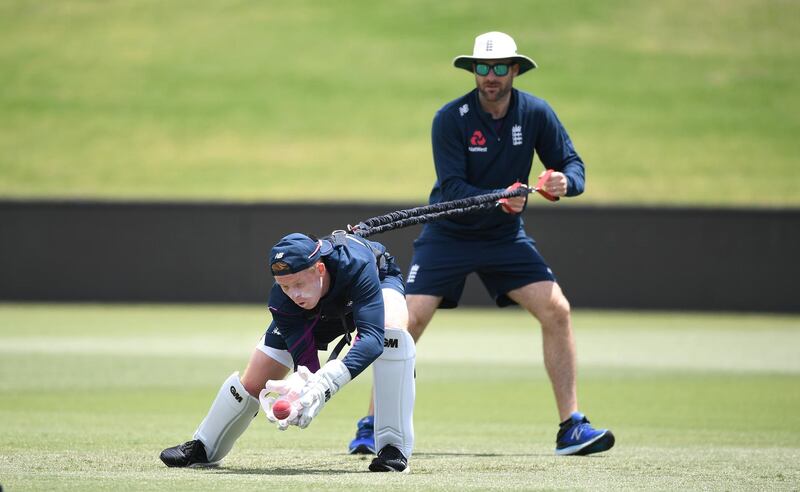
[341,328,384,378]
[562,160,585,197]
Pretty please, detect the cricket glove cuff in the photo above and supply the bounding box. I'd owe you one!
[296,360,352,429]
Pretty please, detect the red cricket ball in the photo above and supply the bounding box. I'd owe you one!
[272,399,292,420]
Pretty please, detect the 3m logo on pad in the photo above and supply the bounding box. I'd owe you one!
[230,386,243,403]
[469,130,488,152]
[384,338,399,348]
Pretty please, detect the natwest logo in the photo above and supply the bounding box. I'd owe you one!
[468,130,488,152]
[470,130,486,146]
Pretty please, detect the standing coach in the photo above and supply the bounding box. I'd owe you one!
[349,31,614,457]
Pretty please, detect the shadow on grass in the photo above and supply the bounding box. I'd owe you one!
[209,466,369,476]
[197,450,610,476]
[413,451,612,460]
[414,452,546,458]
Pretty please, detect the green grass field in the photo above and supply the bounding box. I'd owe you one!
[3,3,798,489]
[2,0,799,206]
[1,304,799,491]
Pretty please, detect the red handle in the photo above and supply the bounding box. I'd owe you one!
[534,169,559,202]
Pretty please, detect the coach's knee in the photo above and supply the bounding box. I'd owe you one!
[405,295,440,342]
[406,311,425,341]
[540,291,571,329]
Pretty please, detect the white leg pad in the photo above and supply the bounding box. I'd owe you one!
[373,327,415,459]
[193,371,260,463]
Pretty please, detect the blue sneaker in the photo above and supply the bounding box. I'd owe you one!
[348,416,376,455]
[555,412,615,456]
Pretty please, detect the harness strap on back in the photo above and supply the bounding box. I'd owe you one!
[323,229,387,362]
[327,314,352,362]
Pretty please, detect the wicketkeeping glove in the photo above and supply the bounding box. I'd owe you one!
[296,360,352,429]
[259,366,313,430]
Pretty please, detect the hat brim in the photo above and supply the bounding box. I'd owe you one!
[319,239,333,256]
[453,55,537,76]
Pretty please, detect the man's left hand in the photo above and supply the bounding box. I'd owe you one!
[499,181,528,214]
[295,360,352,428]
[537,170,568,197]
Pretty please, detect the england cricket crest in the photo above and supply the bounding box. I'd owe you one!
[512,124,523,146]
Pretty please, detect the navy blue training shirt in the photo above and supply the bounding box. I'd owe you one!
[267,236,387,379]
[426,88,585,238]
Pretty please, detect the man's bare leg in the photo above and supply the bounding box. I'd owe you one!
[505,282,613,455]
[507,281,578,421]
[241,349,291,397]
[405,294,442,342]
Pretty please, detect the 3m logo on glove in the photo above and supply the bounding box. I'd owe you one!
[230,386,243,403]
[384,338,399,348]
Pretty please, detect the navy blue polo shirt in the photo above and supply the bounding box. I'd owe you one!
[267,235,390,379]
[425,88,585,239]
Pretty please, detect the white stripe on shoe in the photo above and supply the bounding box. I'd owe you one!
[555,430,607,456]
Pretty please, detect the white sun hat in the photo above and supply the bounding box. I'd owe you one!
[453,31,537,75]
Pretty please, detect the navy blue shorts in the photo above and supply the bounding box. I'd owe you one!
[263,256,405,351]
[405,228,555,308]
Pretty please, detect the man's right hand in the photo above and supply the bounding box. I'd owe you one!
[260,366,313,430]
[295,360,351,429]
[498,182,528,214]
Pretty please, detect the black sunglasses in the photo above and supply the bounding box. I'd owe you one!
[474,62,513,77]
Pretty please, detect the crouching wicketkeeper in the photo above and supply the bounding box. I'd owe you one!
[160,232,415,473]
